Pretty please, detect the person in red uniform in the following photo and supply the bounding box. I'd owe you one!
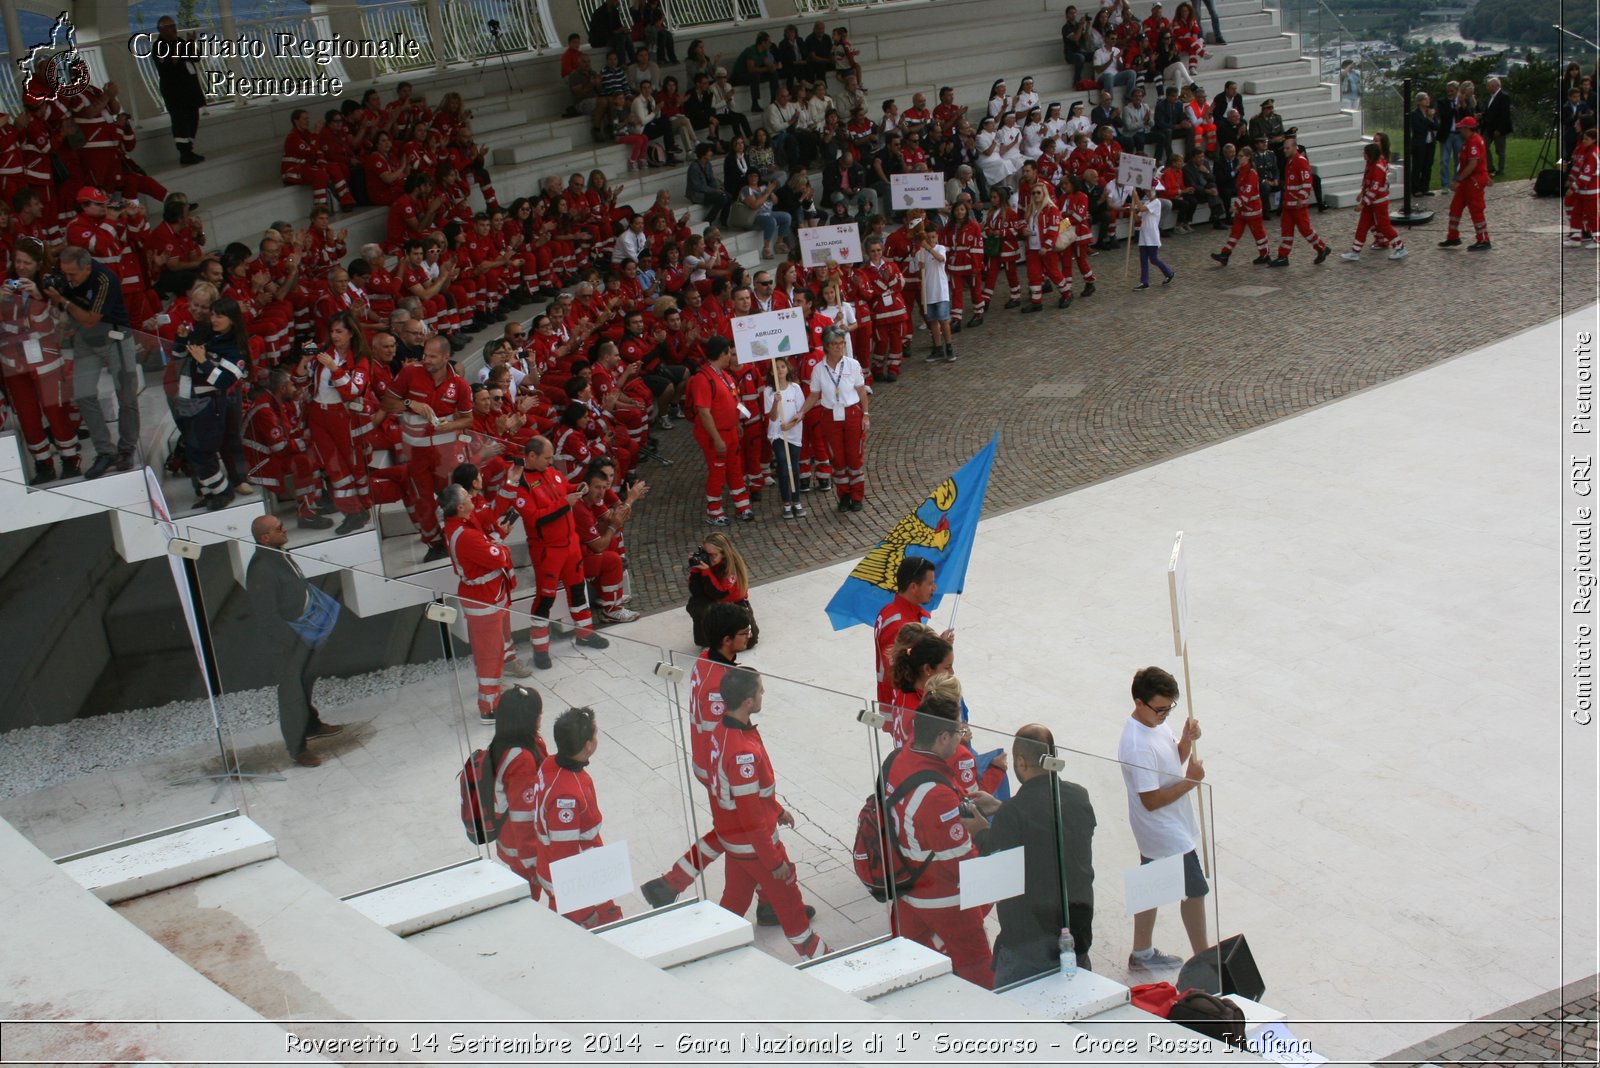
[707,665,831,959]
[0,238,78,482]
[1270,134,1331,266]
[1022,183,1071,311]
[532,705,623,927]
[1568,126,1600,248]
[280,108,354,211]
[503,435,609,667]
[855,236,907,382]
[305,329,373,532]
[384,335,472,556]
[1059,174,1098,299]
[1438,115,1492,251]
[872,556,952,704]
[972,185,1024,325]
[685,336,751,525]
[795,326,870,511]
[1210,146,1271,265]
[942,200,984,332]
[642,603,780,914]
[242,368,330,528]
[1343,141,1407,262]
[884,691,996,988]
[573,462,643,624]
[442,482,530,723]
[489,686,550,898]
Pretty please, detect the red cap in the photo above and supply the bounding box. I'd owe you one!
[77,186,109,204]
[1455,115,1477,129]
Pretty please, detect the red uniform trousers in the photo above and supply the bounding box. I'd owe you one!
[738,421,764,493]
[892,900,995,988]
[464,601,514,717]
[694,424,749,519]
[869,317,906,377]
[1275,206,1328,258]
[1352,203,1402,251]
[799,405,833,483]
[307,403,369,515]
[1572,191,1599,237]
[1220,213,1269,256]
[2,366,78,463]
[253,451,320,516]
[529,542,597,653]
[582,548,626,611]
[1060,240,1095,286]
[818,403,865,504]
[78,147,121,194]
[947,266,981,322]
[1446,184,1489,242]
[405,440,465,545]
[720,836,826,959]
[282,162,354,207]
[1024,248,1067,305]
[977,255,1021,312]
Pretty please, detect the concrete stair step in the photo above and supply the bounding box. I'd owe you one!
[670,944,889,1022]
[112,856,575,1057]
[0,820,327,1066]
[1225,50,1310,72]
[492,135,575,166]
[58,814,278,904]
[1242,71,1324,95]
[597,900,755,968]
[1220,22,1292,43]
[1219,9,1278,30]
[345,858,547,936]
[874,12,1064,61]
[1219,32,1298,57]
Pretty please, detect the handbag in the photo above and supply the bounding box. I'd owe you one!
[287,581,341,649]
[1054,227,1076,251]
[983,233,1001,257]
[169,357,213,418]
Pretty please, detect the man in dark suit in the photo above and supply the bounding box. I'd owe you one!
[1214,141,1239,223]
[1212,82,1245,138]
[976,724,1097,983]
[1480,76,1512,176]
[247,514,344,767]
[1435,82,1458,188]
[1091,90,1121,138]
[152,16,206,165]
[1407,92,1438,196]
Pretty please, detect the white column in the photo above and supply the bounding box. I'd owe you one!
[3,3,26,66]
[424,0,451,69]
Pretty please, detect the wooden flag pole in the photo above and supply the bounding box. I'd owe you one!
[1168,532,1211,879]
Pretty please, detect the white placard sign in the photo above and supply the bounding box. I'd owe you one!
[798,223,863,269]
[548,840,634,914]
[890,171,946,211]
[1168,531,1189,656]
[1118,153,1158,190]
[1123,852,1187,915]
[957,845,1026,910]
[732,306,809,365]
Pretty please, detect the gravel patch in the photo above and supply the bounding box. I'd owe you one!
[0,660,456,801]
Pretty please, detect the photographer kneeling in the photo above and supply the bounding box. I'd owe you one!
[170,298,248,510]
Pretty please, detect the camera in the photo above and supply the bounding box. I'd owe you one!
[300,340,322,358]
[107,194,127,211]
[4,279,25,292]
[39,272,66,293]
[487,18,502,34]
[688,548,711,568]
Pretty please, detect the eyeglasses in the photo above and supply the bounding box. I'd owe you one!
[509,331,526,339]
[1143,697,1180,716]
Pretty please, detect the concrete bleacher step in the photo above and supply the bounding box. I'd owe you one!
[0,819,331,1065]
[669,943,891,1024]
[113,855,585,1058]
[492,135,575,166]
[1221,32,1298,58]
[1226,48,1308,71]
[58,813,277,903]
[1242,71,1325,96]
[344,856,532,935]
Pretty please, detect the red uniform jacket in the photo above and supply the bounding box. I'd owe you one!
[532,753,607,895]
[688,648,736,786]
[709,716,786,868]
[873,593,931,704]
[885,746,974,909]
[494,742,550,880]
[444,513,515,609]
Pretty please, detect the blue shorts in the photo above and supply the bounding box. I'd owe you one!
[1140,849,1210,899]
[924,300,951,322]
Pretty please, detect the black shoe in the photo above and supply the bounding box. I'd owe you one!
[335,510,370,535]
[1133,282,1150,290]
[850,499,864,512]
[575,631,611,649]
[1252,255,1273,265]
[297,514,335,530]
[533,651,553,670]
[1002,299,1021,310]
[447,333,469,351]
[816,477,831,491]
[641,877,679,908]
[205,491,236,511]
[1467,240,1492,252]
[756,901,816,926]
[82,454,115,480]
[950,320,961,334]
[59,457,80,480]
[1269,257,1289,267]
[798,476,812,493]
[422,542,449,563]
[1210,251,1230,266]
[967,313,984,327]
[1057,294,1072,309]
[837,497,852,512]
[179,151,205,166]
[924,347,944,362]
[31,460,56,485]
[1041,278,1054,294]
[1021,302,1042,313]
[1313,247,1331,265]
[1081,282,1095,298]
[943,345,957,362]
[1162,271,1176,285]
[1215,35,1227,43]
[1438,237,1463,248]
[114,449,136,472]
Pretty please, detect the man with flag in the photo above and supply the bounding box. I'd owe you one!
[873,557,953,705]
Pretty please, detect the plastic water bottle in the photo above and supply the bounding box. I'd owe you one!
[1058,927,1078,978]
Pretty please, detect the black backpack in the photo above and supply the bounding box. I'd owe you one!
[852,750,952,903]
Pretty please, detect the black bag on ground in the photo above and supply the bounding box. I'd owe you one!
[1168,990,1248,1049]
[1535,168,1564,197]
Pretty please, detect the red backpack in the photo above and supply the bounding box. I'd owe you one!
[852,750,951,902]
[459,748,504,844]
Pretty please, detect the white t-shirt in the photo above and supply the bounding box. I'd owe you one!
[914,244,950,306]
[762,381,804,445]
[820,302,857,361]
[1137,197,1164,246]
[808,356,867,415]
[1117,715,1200,860]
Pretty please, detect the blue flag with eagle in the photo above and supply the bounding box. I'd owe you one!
[825,434,999,630]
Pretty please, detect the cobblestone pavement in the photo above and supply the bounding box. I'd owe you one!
[1380,978,1598,1067]
[620,181,1588,616]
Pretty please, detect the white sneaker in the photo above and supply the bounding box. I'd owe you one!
[1588,241,1600,251]
[1388,246,1408,260]
[602,607,640,624]
[1339,251,1361,262]
[503,657,534,679]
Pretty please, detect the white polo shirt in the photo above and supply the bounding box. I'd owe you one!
[808,356,867,417]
